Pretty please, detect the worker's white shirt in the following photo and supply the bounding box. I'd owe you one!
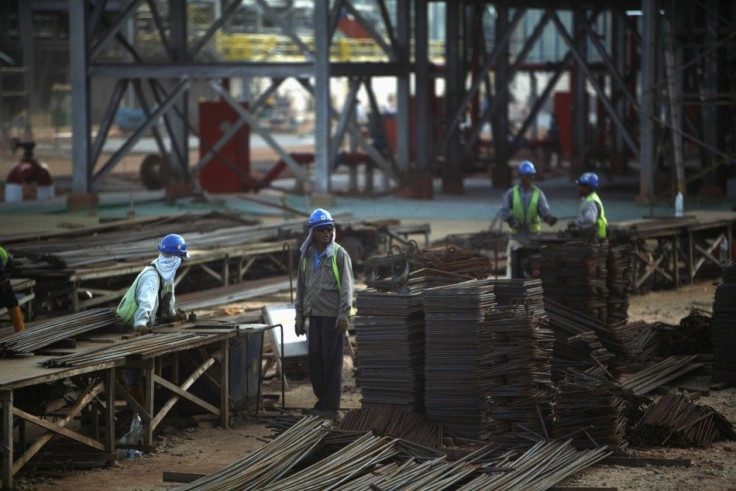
[133,260,177,328]
[576,198,600,230]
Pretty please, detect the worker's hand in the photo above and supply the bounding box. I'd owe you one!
[335,318,349,334]
[567,221,577,229]
[295,316,306,336]
[174,308,188,323]
[507,218,519,229]
[544,215,558,226]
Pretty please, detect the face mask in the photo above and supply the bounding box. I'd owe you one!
[155,254,181,284]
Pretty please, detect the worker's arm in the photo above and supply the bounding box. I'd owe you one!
[499,188,517,227]
[133,270,160,329]
[294,253,306,335]
[537,191,558,225]
[337,248,354,324]
[575,200,599,229]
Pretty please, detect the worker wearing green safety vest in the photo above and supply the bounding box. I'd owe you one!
[500,161,558,278]
[0,246,25,332]
[573,172,607,239]
[295,208,354,420]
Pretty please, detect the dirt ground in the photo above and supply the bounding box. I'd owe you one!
[8,278,732,491]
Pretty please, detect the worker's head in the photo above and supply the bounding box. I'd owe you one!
[518,161,536,188]
[576,172,599,196]
[158,234,188,258]
[308,208,335,248]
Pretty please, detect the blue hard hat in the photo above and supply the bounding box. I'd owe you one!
[518,161,536,176]
[577,172,599,190]
[158,234,188,258]
[308,208,335,228]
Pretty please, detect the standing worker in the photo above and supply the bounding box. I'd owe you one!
[571,172,607,240]
[294,208,354,420]
[116,234,189,406]
[499,161,558,278]
[0,246,25,332]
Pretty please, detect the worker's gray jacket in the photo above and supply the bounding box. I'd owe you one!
[295,242,353,323]
[117,263,175,329]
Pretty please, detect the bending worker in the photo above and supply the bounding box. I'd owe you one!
[572,172,607,240]
[0,246,25,332]
[294,208,354,420]
[499,161,558,278]
[116,234,188,406]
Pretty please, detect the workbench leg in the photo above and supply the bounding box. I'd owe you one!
[673,237,680,288]
[223,255,230,287]
[688,231,694,283]
[220,340,229,429]
[105,369,116,459]
[143,360,155,446]
[2,390,13,491]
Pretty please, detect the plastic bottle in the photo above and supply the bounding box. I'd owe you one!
[116,413,144,458]
[674,191,684,218]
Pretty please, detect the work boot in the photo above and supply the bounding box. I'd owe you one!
[8,305,25,332]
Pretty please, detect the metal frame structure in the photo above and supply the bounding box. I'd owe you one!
[3,1,734,202]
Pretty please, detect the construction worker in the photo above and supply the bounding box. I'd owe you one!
[0,246,25,332]
[572,172,607,240]
[499,161,558,278]
[116,234,188,407]
[294,208,354,420]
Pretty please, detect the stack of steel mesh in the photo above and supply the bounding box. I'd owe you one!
[712,261,736,384]
[479,306,556,447]
[540,241,608,323]
[412,245,491,279]
[354,289,426,411]
[555,368,629,450]
[423,279,496,439]
[606,243,632,324]
[486,279,545,317]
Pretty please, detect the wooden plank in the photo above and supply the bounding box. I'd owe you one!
[150,355,217,429]
[153,374,219,415]
[12,406,105,451]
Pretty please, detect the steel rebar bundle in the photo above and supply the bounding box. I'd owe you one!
[423,279,497,440]
[456,439,612,491]
[337,405,444,448]
[0,307,119,357]
[176,416,331,491]
[712,261,736,384]
[606,243,633,324]
[619,355,702,395]
[412,245,491,279]
[630,393,736,448]
[39,332,202,367]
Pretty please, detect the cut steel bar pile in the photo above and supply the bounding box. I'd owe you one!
[0,307,119,357]
[479,306,556,448]
[629,320,662,361]
[630,393,736,448]
[540,241,608,323]
[412,245,491,279]
[555,369,629,450]
[39,332,201,367]
[486,279,545,317]
[619,355,702,395]
[606,243,632,324]
[337,405,444,448]
[176,416,330,491]
[423,279,496,439]
[656,308,712,356]
[456,439,612,491]
[354,289,426,411]
[712,261,736,384]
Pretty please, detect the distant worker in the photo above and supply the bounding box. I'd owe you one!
[0,246,25,332]
[116,234,189,406]
[571,172,607,240]
[500,161,558,278]
[294,208,354,420]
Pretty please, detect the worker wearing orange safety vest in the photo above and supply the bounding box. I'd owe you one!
[0,246,25,332]
[295,208,354,420]
[499,161,558,277]
[572,172,607,240]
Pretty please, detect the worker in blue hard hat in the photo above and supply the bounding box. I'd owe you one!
[294,208,354,420]
[571,172,607,240]
[0,246,25,332]
[499,161,558,278]
[116,234,190,407]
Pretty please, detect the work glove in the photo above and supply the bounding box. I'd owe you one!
[335,318,349,334]
[567,220,577,229]
[544,215,558,226]
[507,218,519,229]
[173,308,189,323]
[295,316,306,336]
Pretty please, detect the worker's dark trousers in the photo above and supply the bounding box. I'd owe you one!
[308,315,344,412]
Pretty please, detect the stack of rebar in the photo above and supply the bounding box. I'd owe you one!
[555,369,629,450]
[423,279,496,439]
[630,393,736,448]
[0,307,119,357]
[712,261,736,384]
[606,243,632,324]
[354,289,426,411]
[486,278,545,317]
[479,306,556,448]
[540,241,608,324]
[657,308,712,356]
[412,245,491,279]
[619,355,702,396]
[337,405,444,448]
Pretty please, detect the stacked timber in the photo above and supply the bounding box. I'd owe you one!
[712,261,736,383]
[423,279,496,439]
